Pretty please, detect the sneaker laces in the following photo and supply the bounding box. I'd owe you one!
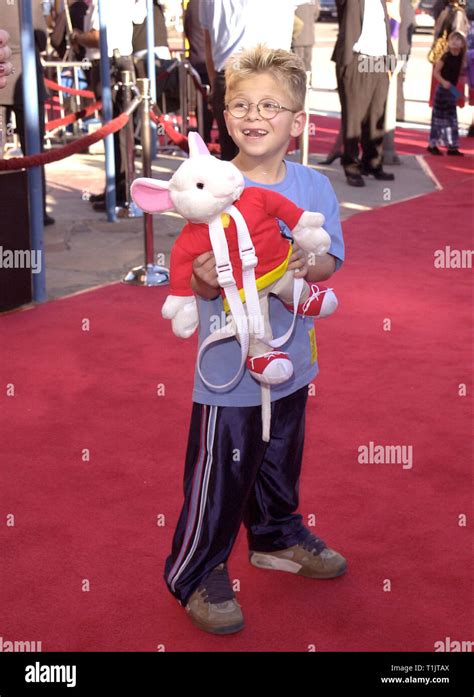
[301,284,332,315]
[198,563,235,604]
[300,533,327,556]
[249,351,285,367]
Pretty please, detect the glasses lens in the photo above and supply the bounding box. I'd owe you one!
[228,99,249,118]
[258,100,280,119]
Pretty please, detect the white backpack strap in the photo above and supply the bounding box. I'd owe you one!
[228,204,304,350]
[261,384,271,442]
[226,204,265,340]
[196,216,249,392]
[268,276,305,349]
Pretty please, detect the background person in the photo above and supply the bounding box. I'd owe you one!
[71,0,146,209]
[292,1,320,79]
[332,0,396,187]
[427,30,467,155]
[199,0,307,160]
[183,0,214,144]
[0,3,54,225]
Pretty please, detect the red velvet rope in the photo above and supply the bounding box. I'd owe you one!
[151,111,221,155]
[44,78,96,99]
[45,101,102,132]
[0,112,129,171]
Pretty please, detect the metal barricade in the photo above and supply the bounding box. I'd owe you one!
[42,59,95,141]
[123,78,169,286]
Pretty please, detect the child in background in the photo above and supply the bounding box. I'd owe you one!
[164,45,346,635]
[428,30,467,155]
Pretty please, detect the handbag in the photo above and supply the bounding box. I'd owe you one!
[428,9,455,65]
[428,29,449,64]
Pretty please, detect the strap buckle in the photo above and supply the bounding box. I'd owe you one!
[216,262,236,288]
[240,246,258,271]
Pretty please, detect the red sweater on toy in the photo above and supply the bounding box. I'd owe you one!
[169,187,304,297]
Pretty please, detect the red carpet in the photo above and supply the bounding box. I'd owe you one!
[308,114,474,157]
[0,155,472,652]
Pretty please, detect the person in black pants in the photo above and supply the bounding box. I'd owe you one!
[332,0,396,187]
[183,0,214,144]
[71,0,138,209]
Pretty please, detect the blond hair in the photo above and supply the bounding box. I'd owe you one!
[225,44,307,111]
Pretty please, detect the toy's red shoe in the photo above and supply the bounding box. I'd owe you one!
[284,283,338,319]
[247,351,294,385]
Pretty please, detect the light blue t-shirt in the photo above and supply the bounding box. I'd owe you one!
[192,160,345,407]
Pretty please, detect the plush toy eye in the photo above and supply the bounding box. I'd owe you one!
[196,182,204,189]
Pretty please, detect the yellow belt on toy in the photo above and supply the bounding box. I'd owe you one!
[223,245,292,314]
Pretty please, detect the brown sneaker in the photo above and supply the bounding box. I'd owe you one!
[185,563,244,635]
[249,534,347,579]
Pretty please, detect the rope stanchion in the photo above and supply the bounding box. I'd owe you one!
[151,109,221,155]
[0,112,129,171]
[44,78,96,99]
[122,78,169,287]
[45,101,102,132]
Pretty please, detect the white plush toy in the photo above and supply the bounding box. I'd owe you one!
[131,132,338,440]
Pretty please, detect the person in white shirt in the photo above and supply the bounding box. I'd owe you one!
[332,0,396,187]
[200,0,306,160]
[71,0,146,207]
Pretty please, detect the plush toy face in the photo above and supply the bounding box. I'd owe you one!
[130,132,245,224]
[170,155,245,223]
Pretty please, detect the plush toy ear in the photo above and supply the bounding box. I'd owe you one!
[188,131,211,158]
[130,177,173,213]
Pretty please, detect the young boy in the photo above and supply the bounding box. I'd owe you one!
[164,45,346,635]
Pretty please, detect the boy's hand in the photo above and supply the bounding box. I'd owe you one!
[191,251,220,299]
[288,244,309,279]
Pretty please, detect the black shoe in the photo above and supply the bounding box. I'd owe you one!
[44,213,55,226]
[345,172,365,187]
[89,192,105,203]
[447,148,464,156]
[361,165,395,181]
[319,151,342,165]
[427,146,443,156]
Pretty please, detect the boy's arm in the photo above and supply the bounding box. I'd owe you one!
[295,173,344,282]
[288,247,337,282]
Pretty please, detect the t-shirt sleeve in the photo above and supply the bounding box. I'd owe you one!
[199,0,212,29]
[314,174,345,271]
